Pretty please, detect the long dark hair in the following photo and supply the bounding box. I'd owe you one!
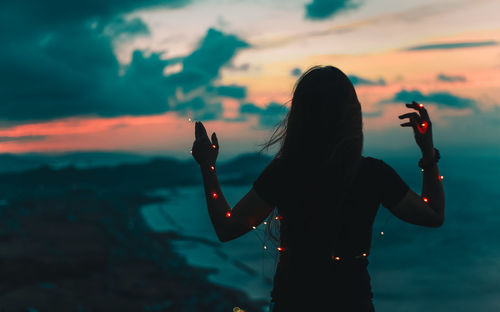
[259,65,364,246]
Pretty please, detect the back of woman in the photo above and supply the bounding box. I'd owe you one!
[191,65,444,312]
[254,153,409,310]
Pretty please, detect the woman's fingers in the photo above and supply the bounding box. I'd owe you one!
[399,102,432,131]
[398,112,420,130]
[405,102,421,110]
[192,123,219,166]
[405,101,431,121]
[211,132,218,148]
[413,101,430,121]
[399,105,420,133]
[400,121,414,127]
[400,120,417,130]
[398,112,420,120]
[195,121,210,142]
[198,122,209,139]
[400,120,419,136]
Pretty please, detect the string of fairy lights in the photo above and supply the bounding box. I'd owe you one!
[189,105,443,263]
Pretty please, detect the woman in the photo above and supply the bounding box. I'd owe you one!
[191,66,445,311]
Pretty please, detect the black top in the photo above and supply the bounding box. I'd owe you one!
[253,155,409,310]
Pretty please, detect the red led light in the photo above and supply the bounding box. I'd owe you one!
[212,144,216,149]
[362,253,367,257]
[418,103,424,108]
[274,216,283,220]
[423,197,429,203]
[417,121,428,134]
[212,192,218,199]
[225,211,231,218]
[439,175,444,180]
[333,256,340,261]
[210,166,215,171]
[277,247,284,252]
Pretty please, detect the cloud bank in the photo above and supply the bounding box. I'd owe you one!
[240,102,289,127]
[437,74,467,82]
[0,0,249,124]
[392,89,476,110]
[349,75,386,86]
[305,0,361,20]
[406,41,497,51]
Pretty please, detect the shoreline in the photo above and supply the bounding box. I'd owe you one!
[141,186,276,305]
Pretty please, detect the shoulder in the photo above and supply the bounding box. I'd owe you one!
[358,155,381,170]
[361,155,379,164]
[361,155,389,169]
[357,156,400,180]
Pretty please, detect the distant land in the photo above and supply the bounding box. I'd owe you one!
[0,152,151,173]
[0,152,273,200]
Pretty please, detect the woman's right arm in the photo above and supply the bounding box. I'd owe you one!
[392,101,445,227]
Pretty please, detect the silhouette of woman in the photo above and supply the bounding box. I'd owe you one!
[191,66,445,311]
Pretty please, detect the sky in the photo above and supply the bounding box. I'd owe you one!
[1,0,499,160]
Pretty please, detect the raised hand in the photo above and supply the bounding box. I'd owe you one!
[399,101,434,154]
[192,121,219,167]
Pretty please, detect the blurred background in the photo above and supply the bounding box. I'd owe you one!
[0,0,499,311]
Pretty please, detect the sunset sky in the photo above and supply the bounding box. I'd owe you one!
[1,0,499,160]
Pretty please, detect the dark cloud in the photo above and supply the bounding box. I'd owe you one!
[348,75,386,86]
[0,31,173,120]
[392,89,476,110]
[212,85,247,99]
[174,96,223,121]
[240,103,264,114]
[405,41,497,51]
[142,26,249,119]
[291,68,302,77]
[239,102,289,127]
[0,0,248,124]
[0,0,191,33]
[0,136,46,143]
[258,103,289,127]
[437,74,467,82]
[166,30,249,120]
[0,0,189,122]
[179,29,249,89]
[305,0,361,20]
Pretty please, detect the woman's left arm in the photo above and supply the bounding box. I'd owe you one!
[192,122,274,242]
